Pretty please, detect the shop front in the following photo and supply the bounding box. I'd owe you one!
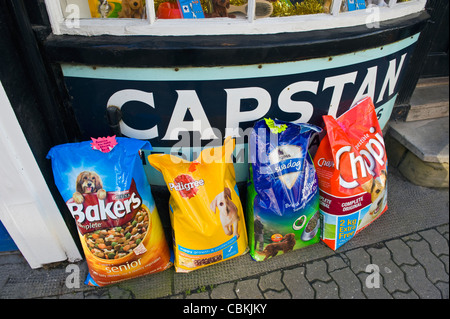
[59,33,419,188]
[0,0,440,267]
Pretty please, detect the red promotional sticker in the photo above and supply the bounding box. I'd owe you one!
[91,136,118,153]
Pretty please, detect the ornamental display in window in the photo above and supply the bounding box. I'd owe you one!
[60,0,411,21]
[52,0,422,36]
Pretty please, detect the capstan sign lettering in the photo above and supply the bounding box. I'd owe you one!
[107,53,406,142]
[62,37,417,148]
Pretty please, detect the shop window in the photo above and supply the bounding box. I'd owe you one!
[46,0,424,36]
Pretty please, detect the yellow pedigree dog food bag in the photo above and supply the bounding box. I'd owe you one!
[148,137,248,272]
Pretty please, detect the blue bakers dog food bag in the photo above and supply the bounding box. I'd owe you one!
[247,119,322,261]
[47,136,172,286]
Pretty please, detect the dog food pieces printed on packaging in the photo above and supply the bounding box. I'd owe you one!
[247,118,322,261]
[47,137,172,286]
[313,97,388,251]
[148,137,248,272]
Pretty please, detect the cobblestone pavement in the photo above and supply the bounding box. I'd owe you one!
[0,168,448,300]
[171,225,449,299]
[0,225,448,300]
[42,224,447,300]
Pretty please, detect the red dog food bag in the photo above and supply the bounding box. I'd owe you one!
[314,97,388,250]
[47,137,172,286]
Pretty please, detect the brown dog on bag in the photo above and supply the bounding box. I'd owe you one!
[262,233,296,260]
[73,171,106,204]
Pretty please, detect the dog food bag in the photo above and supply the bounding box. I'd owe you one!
[47,136,172,286]
[247,118,322,261]
[148,137,248,272]
[313,97,388,250]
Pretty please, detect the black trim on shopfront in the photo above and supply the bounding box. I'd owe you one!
[43,11,429,68]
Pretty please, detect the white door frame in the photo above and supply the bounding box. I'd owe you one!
[0,81,82,269]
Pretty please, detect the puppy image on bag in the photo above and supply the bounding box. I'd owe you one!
[359,169,387,230]
[210,188,240,239]
[73,171,106,204]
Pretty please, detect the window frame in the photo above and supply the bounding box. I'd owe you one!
[45,0,426,36]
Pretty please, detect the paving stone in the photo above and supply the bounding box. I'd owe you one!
[407,239,448,284]
[330,267,366,299]
[282,267,314,299]
[357,272,393,299]
[84,288,109,299]
[367,246,410,293]
[436,282,449,299]
[402,233,422,241]
[210,282,237,299]
[391,290,419,299]
[259,271,285,292]
[306,260,331,282]
[385,239,417,266]
[345,248,371,274]
[264,289,291,299]
[439,255,449,274]
[436,224,449,237]
[58,292,85,299]
[108,286,133,299]
[401,264,442,299]
[419,229,449,256]
[118,268,173,299]
[312,280,339,299]
[0,266,67,299]
[326,255,348,272]
[186,291,210,299]
[235,279,264,299]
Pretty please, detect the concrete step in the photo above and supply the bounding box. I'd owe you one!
[406,77,449,122]
[386,117,449,188]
